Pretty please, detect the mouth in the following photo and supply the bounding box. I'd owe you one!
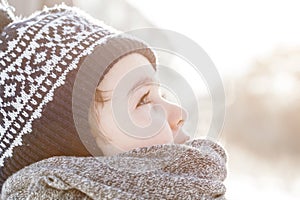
[177,138,190,144]
[174,129,191,144]
[182,136,191,144]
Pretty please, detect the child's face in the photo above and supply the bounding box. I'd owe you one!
[94,53,190,156]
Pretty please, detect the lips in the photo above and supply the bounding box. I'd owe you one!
[181,135,191,144]
[174,129,191,144]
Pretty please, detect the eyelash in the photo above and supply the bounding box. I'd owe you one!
[136,91,167,108]
[137,90,151,107]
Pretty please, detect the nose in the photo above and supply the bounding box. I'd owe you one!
[160,99,190,143]
[169,104,188,132]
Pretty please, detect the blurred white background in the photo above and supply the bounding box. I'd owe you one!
[8,0,300,199]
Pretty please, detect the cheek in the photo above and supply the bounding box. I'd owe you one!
[130,102,169,129]
[96,106,117,137]
[130,106,152,128]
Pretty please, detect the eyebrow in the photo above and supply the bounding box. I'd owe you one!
[127,77,157,97]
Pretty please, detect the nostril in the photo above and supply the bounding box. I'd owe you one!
[177,119,184,127]
[171,119,184,133]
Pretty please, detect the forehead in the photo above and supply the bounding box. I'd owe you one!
[97,53,156,94]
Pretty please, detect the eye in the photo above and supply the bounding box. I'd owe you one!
[136,90,151,108]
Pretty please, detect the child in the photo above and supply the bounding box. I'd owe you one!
[0,4,227,199]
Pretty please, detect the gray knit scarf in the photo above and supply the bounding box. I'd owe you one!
[1,139,227,200]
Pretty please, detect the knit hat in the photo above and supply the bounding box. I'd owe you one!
[0,4,157,189]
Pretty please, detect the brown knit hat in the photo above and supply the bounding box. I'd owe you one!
[0,4,156,189]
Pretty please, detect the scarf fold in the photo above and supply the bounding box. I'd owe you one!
[1,139,227,200]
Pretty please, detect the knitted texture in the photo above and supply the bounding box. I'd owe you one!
[1,139,227,199]
[0,4,156,190]
[0,2,14,33]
